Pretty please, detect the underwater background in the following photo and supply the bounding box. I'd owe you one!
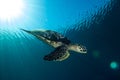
[0,0,120,80]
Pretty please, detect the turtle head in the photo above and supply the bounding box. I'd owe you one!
[69,44,87,54]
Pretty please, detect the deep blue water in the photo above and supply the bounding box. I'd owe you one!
[0,0,120,80]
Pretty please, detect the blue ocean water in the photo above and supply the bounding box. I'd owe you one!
[0,0,120,80]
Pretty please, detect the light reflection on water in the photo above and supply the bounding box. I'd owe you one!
[65,0,116,31]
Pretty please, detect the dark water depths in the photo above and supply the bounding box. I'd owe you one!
[0,0,120,80]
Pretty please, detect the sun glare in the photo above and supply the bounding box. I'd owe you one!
[0,0,24,20]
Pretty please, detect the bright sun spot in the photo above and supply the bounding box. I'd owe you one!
[0,0,24,20]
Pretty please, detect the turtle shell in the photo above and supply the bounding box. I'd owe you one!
[44,30,71,44]
[34,30,71,44]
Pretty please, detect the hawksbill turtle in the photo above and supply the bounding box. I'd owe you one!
[21,29,87,61]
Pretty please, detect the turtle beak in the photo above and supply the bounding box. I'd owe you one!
[20,29,32,34]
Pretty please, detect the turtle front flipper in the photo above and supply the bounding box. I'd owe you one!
[43,45,70,61]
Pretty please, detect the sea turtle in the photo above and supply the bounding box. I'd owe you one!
[21,29,87,61]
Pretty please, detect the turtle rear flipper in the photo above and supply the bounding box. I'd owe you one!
[20,29,32,33]
[43,45,70,61]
